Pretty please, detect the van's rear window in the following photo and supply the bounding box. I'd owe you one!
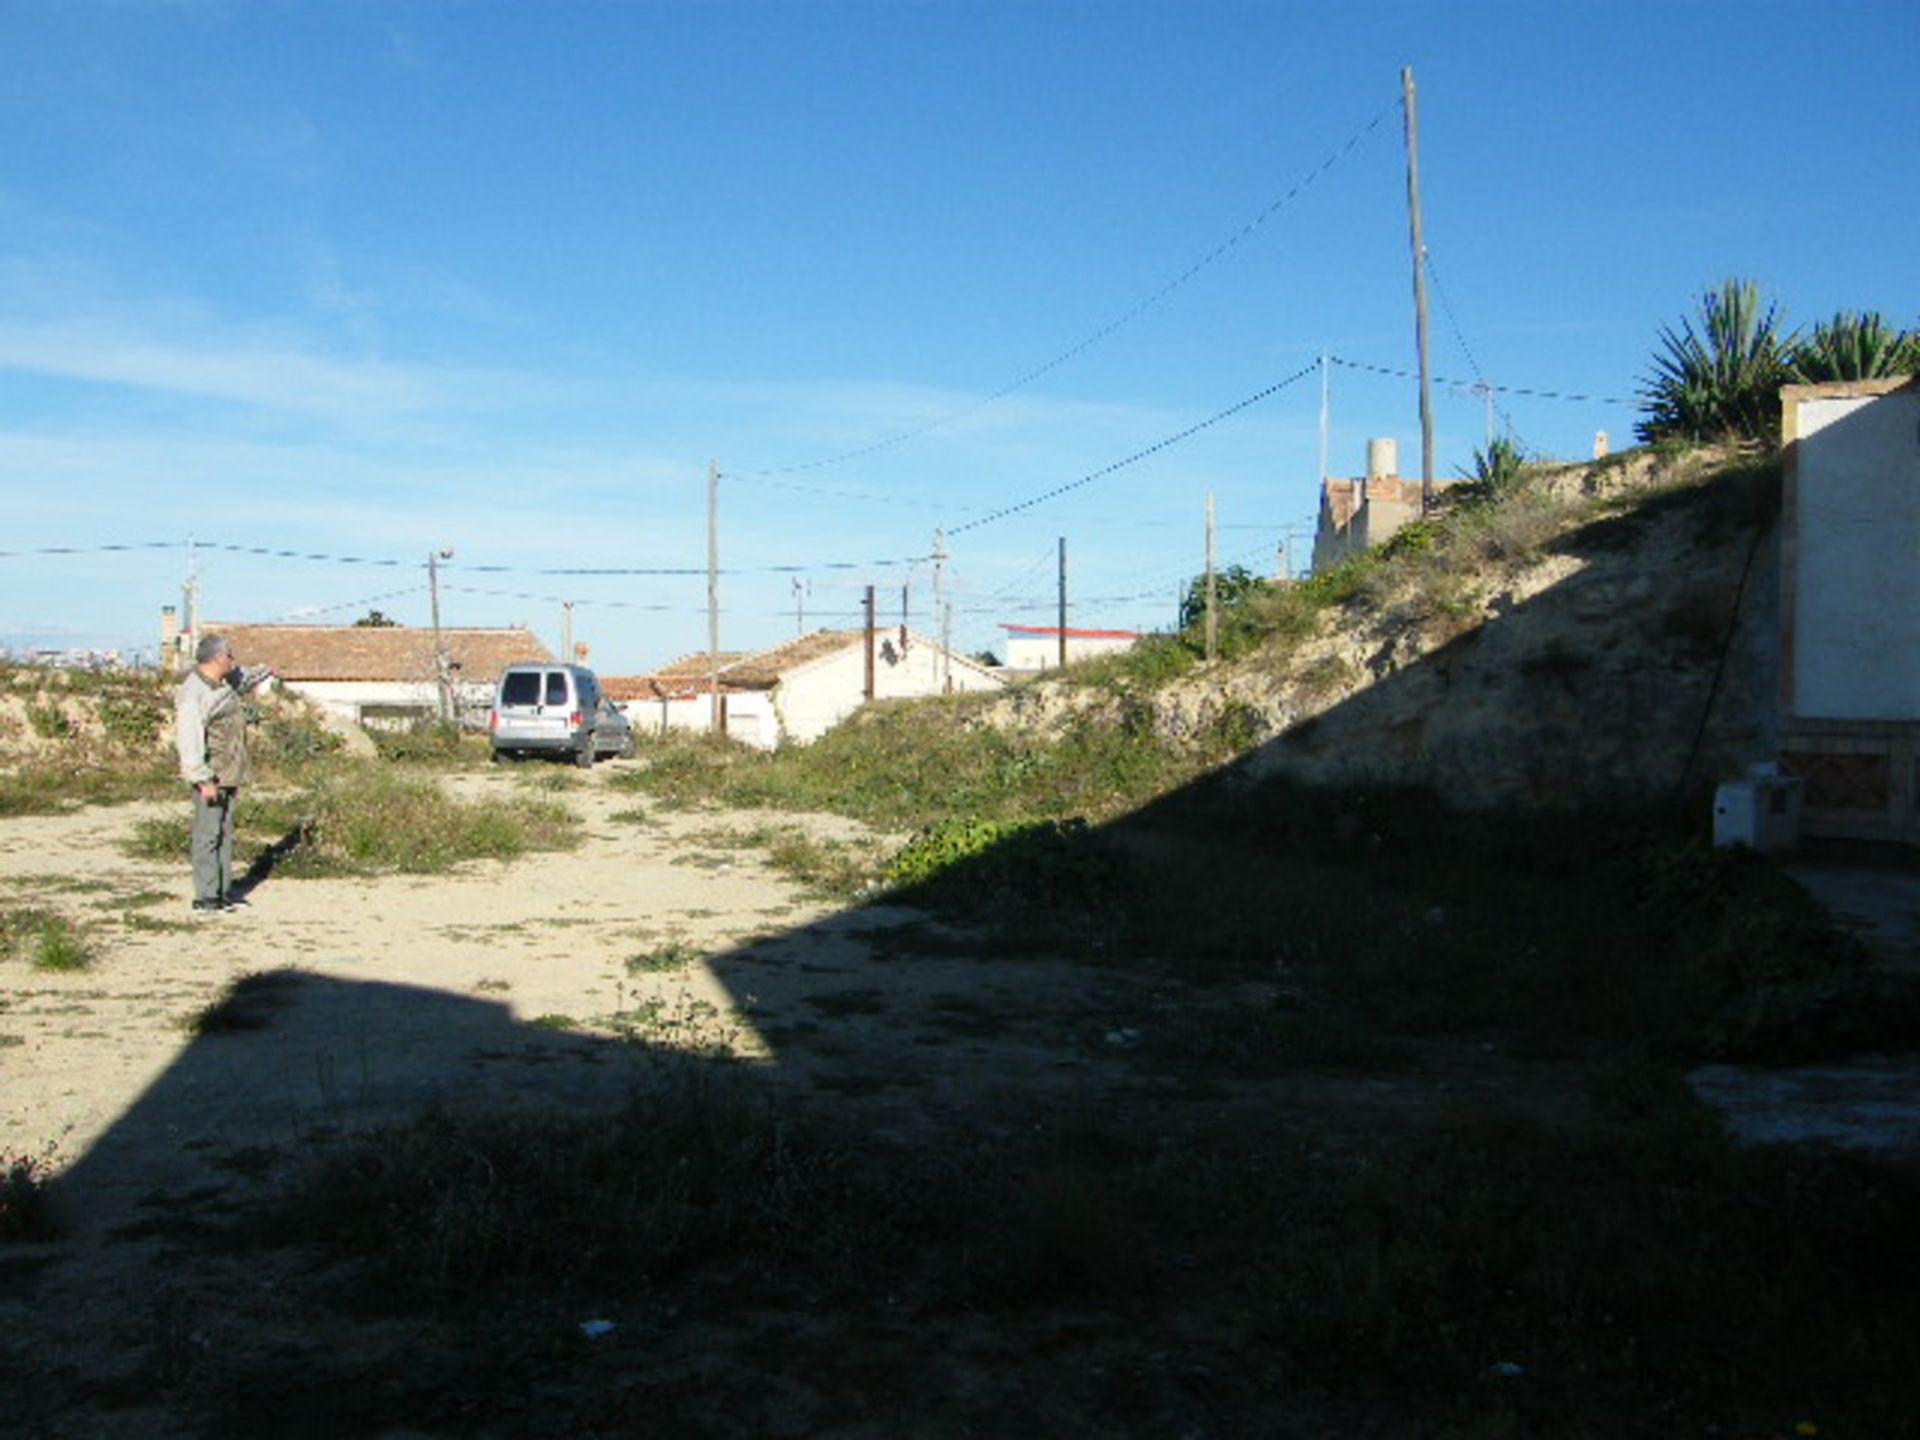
[500,672,543,705]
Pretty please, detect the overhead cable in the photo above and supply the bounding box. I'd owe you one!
[729,100,1396,483]
[946,361,1320,537]
[1420,249,1531,449]
[1328,355,1632,406]
[0,541,184,561]
[269,585,426,623]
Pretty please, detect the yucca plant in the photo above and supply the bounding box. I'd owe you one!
[1454,434,1530,499]
[1636,277,1791,444]
[1787,310,1920,382]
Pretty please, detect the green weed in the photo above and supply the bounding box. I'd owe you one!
[1,908,93,971]
[0,1149,59,1242]
[627,942,699,974]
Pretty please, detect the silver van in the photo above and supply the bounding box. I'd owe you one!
[489,663,634,767]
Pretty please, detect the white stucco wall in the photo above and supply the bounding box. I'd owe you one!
[285,679,495,725]
[777,634,1001,744]
[614,692,778,748]
[1004,633,1138,671]
[1789,387,1920,721]
[615,635,1001,751]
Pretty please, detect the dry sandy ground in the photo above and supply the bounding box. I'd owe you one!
[0,766,1105,1235]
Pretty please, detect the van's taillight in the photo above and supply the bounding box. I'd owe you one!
[489,711,500,732]
[570,711,583,727]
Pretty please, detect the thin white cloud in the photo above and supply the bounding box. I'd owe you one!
[0,316,545,424]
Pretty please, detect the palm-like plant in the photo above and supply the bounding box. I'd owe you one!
[1787,311,1920,382]
[1636,278,1791,444]
[1455,434,1530,499]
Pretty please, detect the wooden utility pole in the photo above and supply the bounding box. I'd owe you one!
[428,547,454,724]
[706,459,720,733]
[1204,492,1218,662]
[1056,537,1068,671]
[863,585,877,701]
[1318,351,1331,485]
[933,529,950,692]
[1402,65,1436,511]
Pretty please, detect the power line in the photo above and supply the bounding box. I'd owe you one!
[0,541,186,561]
[269,585,427,623]
[1327,354,1633,406]
[1419,248,1531,449]
[946,362,1320,537]
[729,100,1396,484]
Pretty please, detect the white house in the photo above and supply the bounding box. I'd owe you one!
[183,620,555,728]
[1778,375,1920,843]
[605,628,1004,750]
[1001,624,1142,673]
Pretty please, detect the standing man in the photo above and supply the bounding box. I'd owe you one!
[174,634,276,914]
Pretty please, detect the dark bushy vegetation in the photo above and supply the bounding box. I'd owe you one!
[235,1038,1920,1438]
[1638,277,1919,445]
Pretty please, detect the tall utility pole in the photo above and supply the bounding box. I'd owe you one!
[1318,350,1332,484]
[1204,493,1218,661]
[941,601,954,691]
[1402,65,1436,512]
[933,529,949,692]
[863,585,877,701]
[181,536,201,665]
[561,601,574,662]
[1056,537,1068,671]
[428,547,454,724]
[706,459,720,734]
[791,577,806,636]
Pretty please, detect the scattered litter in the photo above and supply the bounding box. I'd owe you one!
[1104,1027,1141,1048]
[1488,1360,1525,1379]
[579,1319,616,1340]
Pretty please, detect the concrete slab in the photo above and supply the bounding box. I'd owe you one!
[1687,854,1920,1159]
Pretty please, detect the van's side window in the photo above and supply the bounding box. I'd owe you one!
[501,672,541,706]
[545,672,568,706]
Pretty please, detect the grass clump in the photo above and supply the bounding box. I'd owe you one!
[617,701,1197,830]
[627,941,699,974]
[0,1149,59,1243]
[272,771,577,876]
[0,907,94,971]
[369,722,487,768]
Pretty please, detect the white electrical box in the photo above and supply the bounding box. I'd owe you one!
[1713,764,1804,854]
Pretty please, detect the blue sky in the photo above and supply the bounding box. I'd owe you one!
[3,0,1915,674]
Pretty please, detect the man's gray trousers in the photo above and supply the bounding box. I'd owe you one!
[191,788,236,904]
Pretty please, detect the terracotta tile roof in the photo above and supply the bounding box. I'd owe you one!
[601,673,749,702]
[652,651,749,677]
[205,623,554,683]
[723,629,866,686]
